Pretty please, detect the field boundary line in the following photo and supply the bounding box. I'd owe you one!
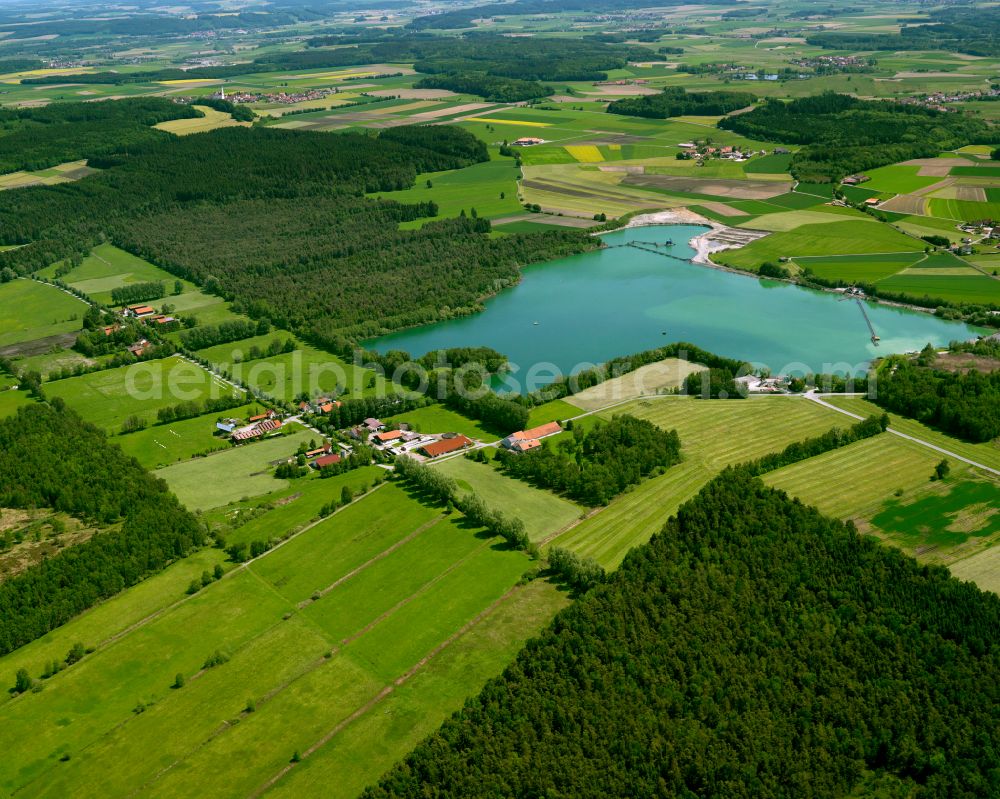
[806,392,1000,477]
[94,483,386,652]
[247,584,524,799]
[137,528,504,796]
[296,514,445,608]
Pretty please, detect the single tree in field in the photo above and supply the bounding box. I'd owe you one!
[13,668,32,694]
[934,459,950,481]
[65,642,86,666]
[341,485,353,506]
[172,673,185,689]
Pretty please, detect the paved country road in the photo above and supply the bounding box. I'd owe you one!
[806,391,1000,478]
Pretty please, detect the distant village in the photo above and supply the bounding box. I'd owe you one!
[209,86,342,105]
[900,86,1000,112]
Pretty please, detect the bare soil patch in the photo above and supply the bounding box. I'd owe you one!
[699,200,746,217]
[903,157,972,167]
[622,174,791,199]
[956,186,987,202]
[878,194,927,214]
[917,166,952,177]
[0,331,78,358]
[580,85,659,96]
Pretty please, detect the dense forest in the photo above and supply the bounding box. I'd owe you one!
[389,35,642,83]
[0,403,203,656]
[719,93,992,181]
[0,123,596,339]
[414,73,549,102]
[0,98,197,173]
[24,33,643,87]
[495,415,681,505]
[873,358,1000,443]
[364,469,1000,799]
[807,7,1000,58]
[608,87,756,119]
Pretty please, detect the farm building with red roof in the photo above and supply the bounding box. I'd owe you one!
[420,435,473,459]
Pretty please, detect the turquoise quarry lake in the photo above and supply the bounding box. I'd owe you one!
[367,226,983,382]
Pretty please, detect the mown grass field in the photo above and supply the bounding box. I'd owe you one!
[154,105,250,135]
[373,154,524,226]
[113,404,257,470]
[45,355,241,432]
[42,243,197,305]
[763,434,946,522]
[554,397,842,566]
[876,272,1000,305]
[565,357,706,411]
[951,546,1000,594]
[214,465,386,547]
[435,456,585,542]
[0,388,32,418]
[793,252,924,283]
[862,165,943,195]
[154,428,315,511]
[0,159,96,191]
[825,396,1000,472]
[526,398,580,428]
[0,483,562,799]
[0,279,86,348]
[719,219,922,270]
[205,338,387,401]
[383,403,499,440]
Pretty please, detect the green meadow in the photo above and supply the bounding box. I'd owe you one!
[0,279,86,348]
[43,244,196,304]
[861,165,943,195]
[45,355,243,432]
[0,483,560,799]
[383,403,499,440]
[794,252,924,283]
[204,337,387,401]
[372,153,524,226]
[824,396,1000,473]
[0,388,33,418]
[435,456,585,542]
[877,272,1000,305]
[763,434,946,522]
[154,427,315,511]
[719,220,922,270]
[113,404,258,470]
[554,396,842,567]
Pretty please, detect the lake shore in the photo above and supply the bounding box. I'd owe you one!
[622,208,769,264]
[618,209,972,325]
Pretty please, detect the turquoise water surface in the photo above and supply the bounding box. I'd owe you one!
[367,226,983,385]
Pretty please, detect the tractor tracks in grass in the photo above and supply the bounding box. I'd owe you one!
[247,583,524,799]
[125,526,505,798]
[96,485,387,654]
[295,514,444,609]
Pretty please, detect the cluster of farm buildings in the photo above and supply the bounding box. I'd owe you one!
[209,87,341,105]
